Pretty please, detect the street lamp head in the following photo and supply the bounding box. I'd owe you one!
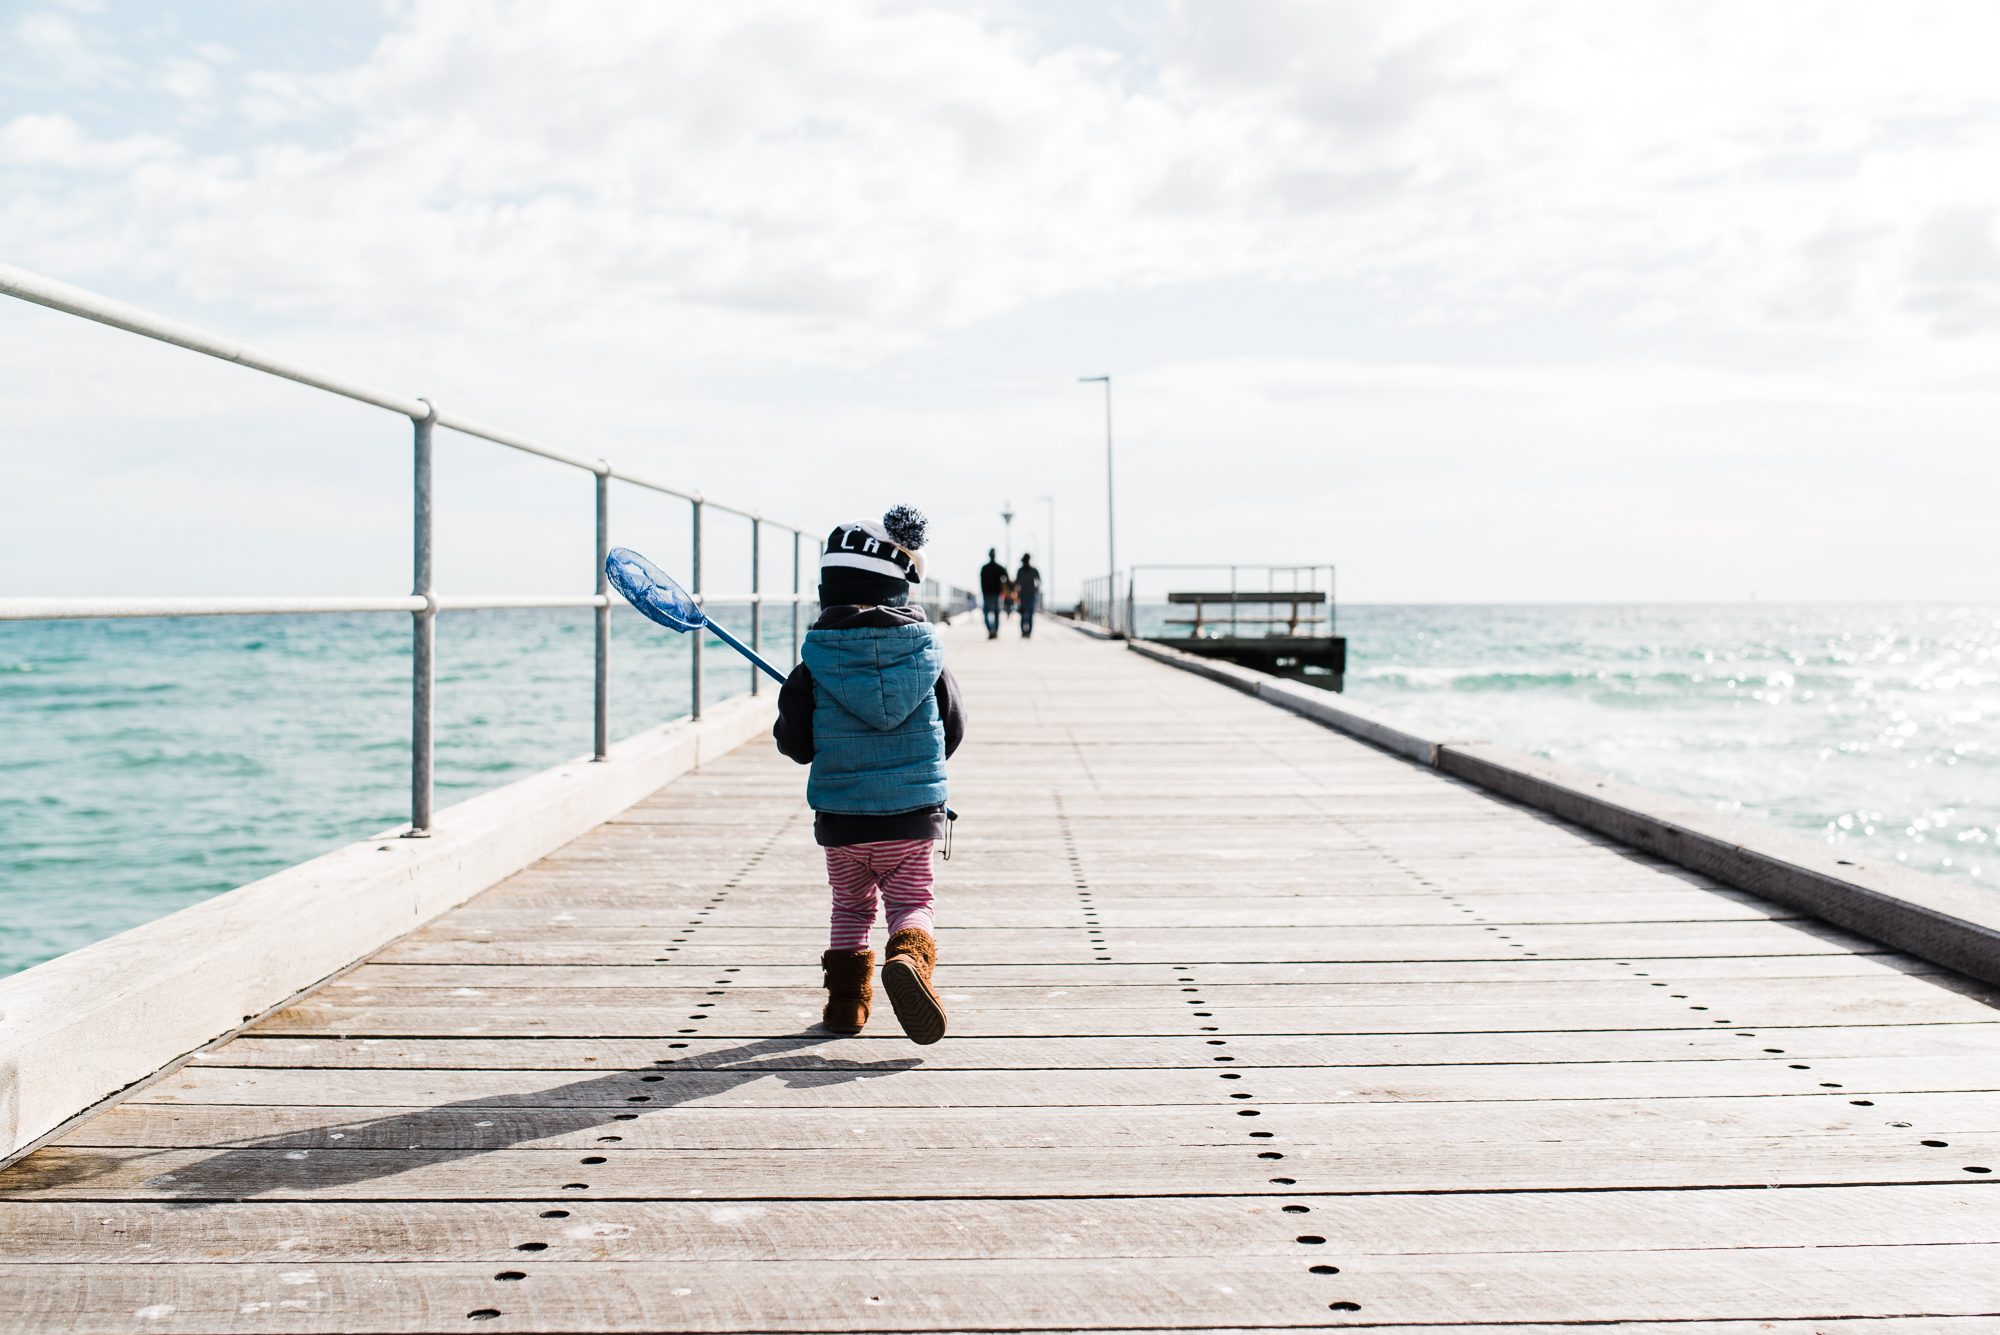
[1078,375,1109,383]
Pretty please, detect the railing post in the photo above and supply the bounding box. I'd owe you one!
[750,517,762,696]
[593,469,609,761]
[791,530,801,669]
[691,498,703,721]
[407,399,437,837]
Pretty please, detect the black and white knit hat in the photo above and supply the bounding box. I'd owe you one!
[820,505,928,606]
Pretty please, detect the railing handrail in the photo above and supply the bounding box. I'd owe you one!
[0,262,809,533]
[1078,564,1339,640]
[0,592,815,621]
[1,259,826,836]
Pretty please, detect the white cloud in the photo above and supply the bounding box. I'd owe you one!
[13,0,2000,343]
[8,9,130,90]
[4,0,2000,602]
[0,112,177,169]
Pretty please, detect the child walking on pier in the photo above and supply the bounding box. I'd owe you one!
[773,506,966,1045]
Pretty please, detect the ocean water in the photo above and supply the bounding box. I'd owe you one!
[1134,603,1999,890]
[6,603,1996,977]
[0,607,780,975]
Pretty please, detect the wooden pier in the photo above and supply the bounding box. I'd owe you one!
[3,622,1998,1330]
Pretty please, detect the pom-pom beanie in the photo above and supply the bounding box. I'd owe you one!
[820,505,929,607]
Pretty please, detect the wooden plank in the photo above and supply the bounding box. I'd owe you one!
[80,1082,2000,1140]
[4,1244,2000,1332]
[289,974,1982,1014]
[330,952,1951,989]
[57,1094,2000,1169]
[10,1134,2000,1202]
[427,896,1797,929]
[444,895,1799,928]
[7,1183,1994,1262]
[96,1056,2000,1123]
[246,994,1989,1038]
[1165,590,1328,603]
[374,920,1884,967]
[187,1024,2000,1070]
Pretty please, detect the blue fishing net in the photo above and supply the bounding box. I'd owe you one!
[606,547,704,632]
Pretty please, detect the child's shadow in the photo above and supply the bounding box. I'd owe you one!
[18,1031,923,1203]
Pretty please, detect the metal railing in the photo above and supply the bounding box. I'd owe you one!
[1079,565,1337,641]
[917,577,978,627]
[1079,572,1129,637]
[1132,564,1337,639]
[0,262,821,836]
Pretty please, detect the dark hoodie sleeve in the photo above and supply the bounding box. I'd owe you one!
[936,665,967,759]
[773,662,815,764]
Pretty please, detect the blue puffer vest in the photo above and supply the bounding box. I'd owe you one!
[801,621,948,814]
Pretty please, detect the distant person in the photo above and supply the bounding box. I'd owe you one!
[1015,555,1041,638]
[774,505,965,1046]
[979,548,1006,639]
[1001,574,1017,620]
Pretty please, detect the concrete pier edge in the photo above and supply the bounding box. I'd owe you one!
[0,691,778,1164]
[1121,633,2000,992]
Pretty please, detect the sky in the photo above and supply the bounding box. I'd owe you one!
[4,0,2000,605]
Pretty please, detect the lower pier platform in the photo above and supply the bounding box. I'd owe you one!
[1144,632,1345,689]
[2,623,1997,1330]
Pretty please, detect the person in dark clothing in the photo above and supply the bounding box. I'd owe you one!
[1015,554,1041,638]
[979,548,1006,638]
[774,505,965,1046]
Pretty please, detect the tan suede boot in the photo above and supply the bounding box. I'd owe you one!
[820,949,874,1034]
[881,927,947,1046]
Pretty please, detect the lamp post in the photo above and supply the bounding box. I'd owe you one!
[1078,375,1114,633]
[1001,500,1015,567]
[1038,494,1055,606]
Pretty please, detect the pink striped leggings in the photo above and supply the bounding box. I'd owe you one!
[825,839,936,951]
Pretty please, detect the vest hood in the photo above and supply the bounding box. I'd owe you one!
[801,623,942,732]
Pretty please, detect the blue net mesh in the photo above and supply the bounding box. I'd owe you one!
[606,547,704,632]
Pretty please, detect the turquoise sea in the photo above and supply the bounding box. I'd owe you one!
[1137,603,1998,885]
[0,607,775,976]
[4,603,1995,977]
